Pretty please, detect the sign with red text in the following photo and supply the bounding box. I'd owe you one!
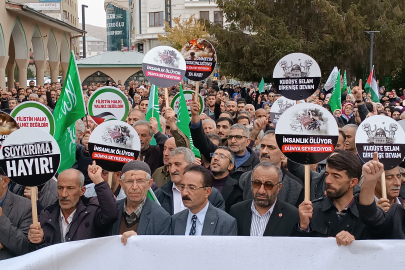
[273,53,321,100]
[180,38,217,81]
[88,120,141,172]
[142,46,186,88]
[275,103,339,164]
[88,87,130,125]
[356,115,405,170]
[11,101,55,135]
[0,111,19,148]
[170,90,204,117]
[0,128,60,186]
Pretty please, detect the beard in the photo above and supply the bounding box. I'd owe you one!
[325,184,349,200]
[254,190,277,208]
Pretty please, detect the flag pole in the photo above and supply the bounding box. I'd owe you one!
[164,88,169,108]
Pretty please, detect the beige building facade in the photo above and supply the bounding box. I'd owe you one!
[0,0,84,89]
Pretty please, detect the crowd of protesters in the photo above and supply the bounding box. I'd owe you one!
[0,77,404,261]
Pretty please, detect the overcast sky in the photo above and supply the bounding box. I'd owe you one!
[78,0,106,28]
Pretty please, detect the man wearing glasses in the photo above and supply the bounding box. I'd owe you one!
[112,161,171,245]
[171,165,237,236]
[229,163,299,236]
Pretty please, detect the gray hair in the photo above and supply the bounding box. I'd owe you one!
[202,118,215,125]
[59,168,85,189]
[342,124,358,132]
[239,110,251,120]
[76,119,85,134]
[230,123,250,138]
[245,104,255,111]
[29,93,38,99]
[251,162,283,184]
[170,147,196,164]
[134,120,153,136]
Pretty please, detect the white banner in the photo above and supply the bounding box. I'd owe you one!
[1,236,405,269]
[27,3,61,10]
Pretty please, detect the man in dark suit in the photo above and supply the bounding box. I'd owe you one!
[110,161,171,245]
[210,146,243,213]
[171,165,237,235]
[155,147,225,215]
[230,162,299,236]
[0,174,32,260]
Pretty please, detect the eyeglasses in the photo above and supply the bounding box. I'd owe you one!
[251,180,281,191]
[210,152,230,160]
[178,185,206,191]
[122,179,148,186]
[228,135,247,140]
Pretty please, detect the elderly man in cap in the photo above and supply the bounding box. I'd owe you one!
[110,161,171,245]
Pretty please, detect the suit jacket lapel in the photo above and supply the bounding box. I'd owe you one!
[2,191,13,217]
[111,199,125,235]
[174,210,188,235]
[243,201,252,236]
[202,204,218,235]
[137,198,151,235]
[263,200,283,236]
[221,177,234,203]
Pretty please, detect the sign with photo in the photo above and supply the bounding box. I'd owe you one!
[0,128,60,186]
[142,46,186,88]
[11,101,55,135]
[273,53,321,100]
[356,115,405,170]
[88,120,141,172]
[0,112,19,148]
[170,90,204,117]
[270,97,304,127]
[87,87,130,125]
[181,38,217,81]
[275,103,339,164]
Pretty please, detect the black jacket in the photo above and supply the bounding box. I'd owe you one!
[294,196,371,240]
[154,179,226,215]
[356,198,405,239]
[190,121,260,180]
[220,176,243,213]
[229,199,299,236]
[139,131,167,175]
[73,144,93,185]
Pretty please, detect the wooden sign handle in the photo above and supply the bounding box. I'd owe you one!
[381,171,387,199]
[195,81,200,102]
[108,172,113,188]
[304,165,311,201]
[31,187,39,225]
[164,88,169,108]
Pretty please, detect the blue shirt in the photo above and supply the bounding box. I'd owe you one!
[0,190,7,207]
[235,150,251,168]
[185,201,209,236]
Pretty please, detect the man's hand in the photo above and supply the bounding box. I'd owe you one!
[165,108,177,131]
[149,117,159,134]
[190,100,201,124]
[194,158,202,166]
[351,79,363,102]
[121,231,137,245]
[360,152,384,206]
[28,224,44,244]
[23,187,38,200]
[82,133,90,150]
[376,198,391,212]
[87,161,104,185]
[298,201,313,230]
[249,118,267,141]
[336,231,355,246]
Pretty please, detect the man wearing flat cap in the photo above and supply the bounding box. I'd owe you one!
[111,161,171,245]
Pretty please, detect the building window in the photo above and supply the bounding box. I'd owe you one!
[149,12,164,27]
[200,11,209,21]
[214,11,223,26]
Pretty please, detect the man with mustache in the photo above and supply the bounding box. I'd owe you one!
[229,163,299,236]
[215,117,233,145]
[239,131,304,207]
[295,150,372,245]
[28,163,119,249]
[155,147,225,215]
[210,147,243,213]
[171,165,237,235]
[374,166,402,211]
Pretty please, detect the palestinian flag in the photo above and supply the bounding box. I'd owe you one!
[365,66,379,102]
[90,112,117,125]
[147,188,160,205]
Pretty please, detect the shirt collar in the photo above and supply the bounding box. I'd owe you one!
[124,199,146,217]
[172,183,181,193]
[0,190,7,207]
[251,199,276,217]
[60,209,76,224]
[189,201,209,225]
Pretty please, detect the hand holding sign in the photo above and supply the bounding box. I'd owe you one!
[149,117,160,135]
[28,223,44,244]
[190,100,201,124]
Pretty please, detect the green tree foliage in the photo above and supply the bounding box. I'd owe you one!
[207,0,405,82]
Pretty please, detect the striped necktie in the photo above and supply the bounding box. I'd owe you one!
[189,215,197,235]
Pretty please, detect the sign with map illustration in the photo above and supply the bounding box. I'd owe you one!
[88,120,141,172]
[275,103,339,164]
[181,39,217,81]
[270,97,304,127]
[356,115,405,170]
[273,53,321,100]
[142,46,186,88]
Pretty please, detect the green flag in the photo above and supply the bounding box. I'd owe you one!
[329,70,341,113]
[258,78,265,93]
[343,70,348,92]
[145,85,162,146]
[53,51,86,172]
[178,83,201,158]
[348,87,352,94]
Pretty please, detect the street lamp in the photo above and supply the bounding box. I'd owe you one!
[82,5,88,58]
[365,31,380,72]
